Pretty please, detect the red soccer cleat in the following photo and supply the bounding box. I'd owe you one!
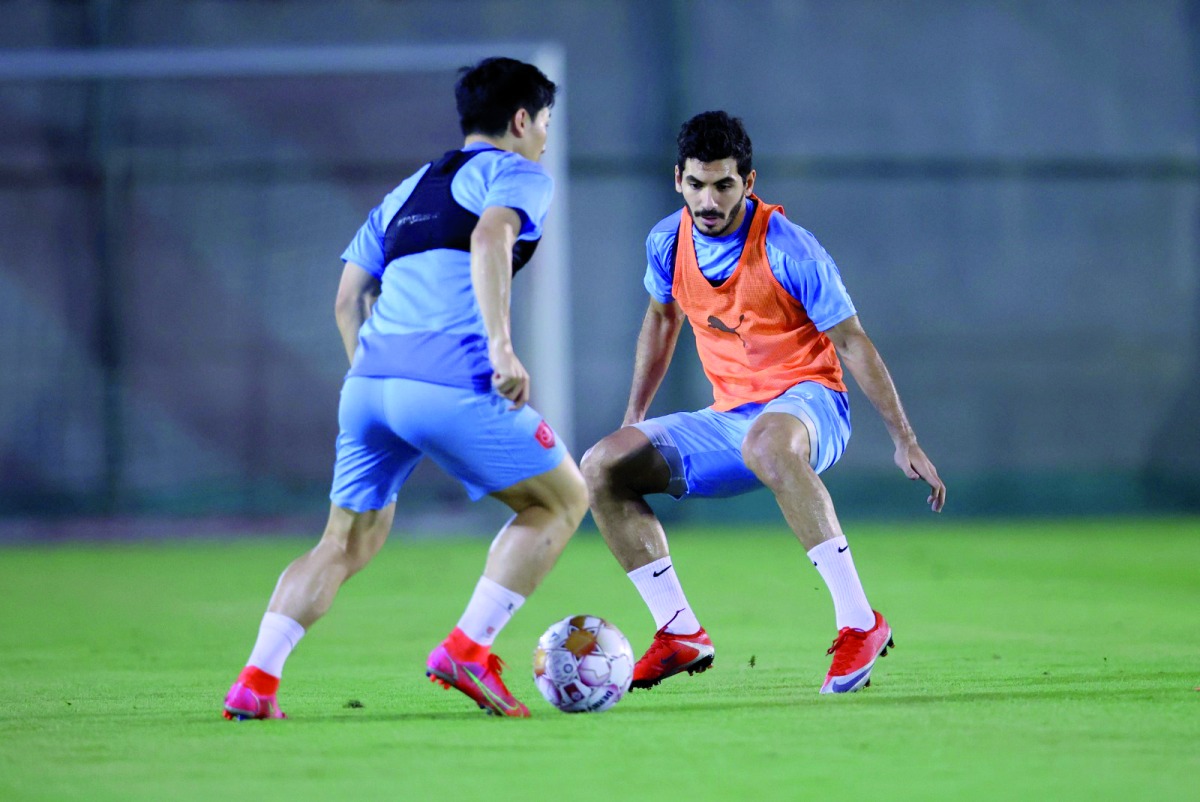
[820,610,893,694]
[426,644,530,717]
[630,626,714,689]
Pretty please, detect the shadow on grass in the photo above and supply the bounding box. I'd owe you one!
[207,670,1200,724]
[616,670,1200,714]
[14,670,1190,727]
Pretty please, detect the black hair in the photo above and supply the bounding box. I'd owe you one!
[676,111,753,179]
[455,57,557,137]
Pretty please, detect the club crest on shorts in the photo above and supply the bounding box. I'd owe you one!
[535,420,556,449]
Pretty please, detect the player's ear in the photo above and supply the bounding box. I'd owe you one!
[510,108,530,138]
[674,164,683,194]
[744,169,756,196]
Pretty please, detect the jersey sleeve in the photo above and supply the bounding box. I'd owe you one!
[483,156,554,239]
[643,229,677,304]
[340,203,387,279]
[765,215,857,331]
[775,254,857,331]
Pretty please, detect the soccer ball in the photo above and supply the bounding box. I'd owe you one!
[532,615,634,713]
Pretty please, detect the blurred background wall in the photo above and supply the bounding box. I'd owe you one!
[1,0,1197,538]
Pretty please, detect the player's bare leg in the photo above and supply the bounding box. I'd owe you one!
[268,503,396,627]
[740,413,841,551]
[483,457,589,595]
[223,503,395,719]
[582,427,672,572]
[582,428,714,689]
[741,412,893,693]
[426,456,587,716]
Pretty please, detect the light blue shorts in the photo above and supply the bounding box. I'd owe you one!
[330,377,568,511]
[632,381,851,499]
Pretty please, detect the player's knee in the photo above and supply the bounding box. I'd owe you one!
[324,534,379,575]
[583,428,668,504]
[557,463,590,528]
[580,435,629,500]
[527,461,589,530]
[320,506,391,573]
[742,419,811,488]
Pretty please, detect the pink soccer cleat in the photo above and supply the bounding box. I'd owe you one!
[222,666,286,720]
[222,683,286,720]
[820,610,894,694]
[630,626,715,689]
[426,644,530,717]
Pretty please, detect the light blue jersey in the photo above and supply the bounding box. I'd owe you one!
[341,142,553,390]
[643,199,858,332]
[329,143,563,512]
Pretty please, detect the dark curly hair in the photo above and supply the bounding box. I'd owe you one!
[676,111,753,179]
[455,57,557,137]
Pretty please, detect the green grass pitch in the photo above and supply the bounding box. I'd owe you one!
[1,518,1197,801]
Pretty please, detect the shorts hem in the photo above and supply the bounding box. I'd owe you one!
[328,492,400,513]
[464,448,568,500]
[631,421,688,499]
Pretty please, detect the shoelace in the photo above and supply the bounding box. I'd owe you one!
[637,629,696,668]
[484,653,514,695]
[825,627,867,673]
[643,637,677,662]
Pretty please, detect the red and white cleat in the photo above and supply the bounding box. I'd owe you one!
[630,626,714,690]
[820,610,893,694]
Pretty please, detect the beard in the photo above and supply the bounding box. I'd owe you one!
[691,195,745,238]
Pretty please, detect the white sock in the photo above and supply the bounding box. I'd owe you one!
[247,612,306,678]
[807,536,876,631]
[455,576,526,646]
[628,556,702,634]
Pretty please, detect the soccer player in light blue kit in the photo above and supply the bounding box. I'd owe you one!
[222,58,586,720]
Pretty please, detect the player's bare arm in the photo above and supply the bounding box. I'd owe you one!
[334,261,381,365]
[826,315,947,512]
[622,299,685,426]
[471,205,529,408]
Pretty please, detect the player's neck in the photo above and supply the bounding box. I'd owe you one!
[463,133,513,153]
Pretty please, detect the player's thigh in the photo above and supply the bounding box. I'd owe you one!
[757,381,851,474]
[742,412,813,479]
[632,407,760,499]
[329,377,423,513]
[490,454,587,518]
[581,425,672,497]
[394,382,569,502]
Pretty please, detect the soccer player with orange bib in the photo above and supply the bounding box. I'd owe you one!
[582,111,946,694]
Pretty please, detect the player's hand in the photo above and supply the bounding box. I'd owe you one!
[490,347,530,409]
[894,441,946,512]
